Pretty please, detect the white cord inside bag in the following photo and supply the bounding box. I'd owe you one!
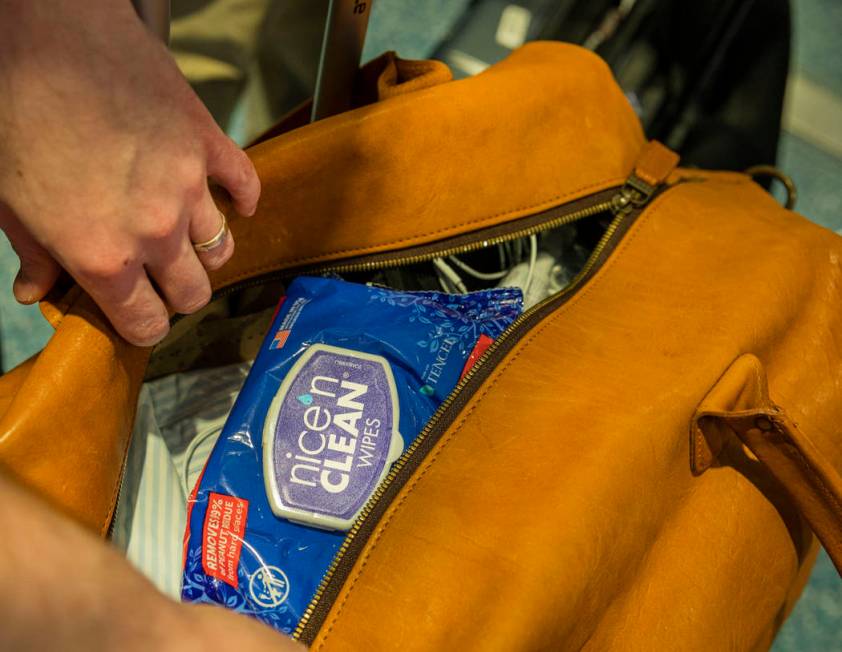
[433,258,468,293]
[434,234,538,296]
[447,255,509,280]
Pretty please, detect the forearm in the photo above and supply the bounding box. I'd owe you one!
[0,471,302,650]
[0,470,182,651]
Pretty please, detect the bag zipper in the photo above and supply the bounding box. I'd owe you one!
[287,175,664,644]
[121,173,664,622]
[115,189,620,538]
[174,188,620,316]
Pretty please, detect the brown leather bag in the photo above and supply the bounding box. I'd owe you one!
[2,43,841,650]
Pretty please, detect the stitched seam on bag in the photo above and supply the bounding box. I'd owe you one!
[693,417,707,471]
[315,177,678,648]
[99,357,144,536]
[752,361,770,410]
[100,399,139,536]
[219,177,626,289]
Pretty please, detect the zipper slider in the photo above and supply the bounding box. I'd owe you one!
[611,173,656,217]
[612,140,680,217]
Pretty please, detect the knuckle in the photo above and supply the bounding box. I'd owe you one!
[202,257,225,272]
[138,208,181,243]
[77,253,130,282]
[174,156,206,187]
[127,317,170,346]
[200,236,234,271]
[211,138,252,180]
[184,176,209,207]
[184,180,207,206]
[239,151,257,186]
[206,135,233,162]
[236,148,252,171]
[251,169,261,194]
[121,297,170,346]
[176,282,212,314]
[173,157,208,205]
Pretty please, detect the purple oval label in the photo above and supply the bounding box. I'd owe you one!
[263,344,403,529]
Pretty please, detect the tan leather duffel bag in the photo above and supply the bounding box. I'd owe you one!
[1,43,841,650]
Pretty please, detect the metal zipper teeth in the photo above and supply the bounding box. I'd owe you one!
[120,192,623,537]
[132,192,615,540]
[174,190,618,319]
[296,198,613,275]
[293,199,644,644]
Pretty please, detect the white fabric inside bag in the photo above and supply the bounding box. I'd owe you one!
[111,362,251,598]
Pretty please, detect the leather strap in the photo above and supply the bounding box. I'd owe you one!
[692,353,842,577]
[634,140,680,187]
[726,409,842,575]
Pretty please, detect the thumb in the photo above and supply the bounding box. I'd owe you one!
[0,204,61,304]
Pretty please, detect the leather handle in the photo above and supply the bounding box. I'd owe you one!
[692,353,842,577]
[724,410,842,576]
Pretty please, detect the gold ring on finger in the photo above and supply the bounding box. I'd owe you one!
[192,211,228,253]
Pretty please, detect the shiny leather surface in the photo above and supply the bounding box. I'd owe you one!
[0,43,840,649]
[0,42,643,535]
[310,173,842,650]
[207,44,642,291]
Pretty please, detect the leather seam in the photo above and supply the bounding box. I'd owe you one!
[219,176,626,288]
[314,174,677,647]
[99,355,148,537]
[99,352,147,536]
[752,359,768,406]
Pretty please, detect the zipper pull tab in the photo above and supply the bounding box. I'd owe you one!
[612,140,680,217]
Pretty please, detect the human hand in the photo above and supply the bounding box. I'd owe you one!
[0,0,260,346]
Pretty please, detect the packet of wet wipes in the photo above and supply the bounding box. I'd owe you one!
[181,276,522,633]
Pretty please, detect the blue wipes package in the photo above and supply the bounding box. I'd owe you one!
[181,276,522,633]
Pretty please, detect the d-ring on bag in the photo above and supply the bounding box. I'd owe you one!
[2,44,842,650]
